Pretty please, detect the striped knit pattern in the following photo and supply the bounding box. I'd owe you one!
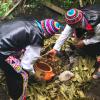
[41,19,60,36]
[65,8,83,25]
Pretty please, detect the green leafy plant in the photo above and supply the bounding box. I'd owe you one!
[0,0,13,17]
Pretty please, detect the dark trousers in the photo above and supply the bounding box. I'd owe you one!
[79,43,100,57]
[74,32,100,69]
[75,32,100,57]
[0,53,23,100]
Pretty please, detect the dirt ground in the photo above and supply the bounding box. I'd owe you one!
[87,79,100,100]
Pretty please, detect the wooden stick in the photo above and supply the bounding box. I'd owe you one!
[42,1,66,15]
[79,0,83,7]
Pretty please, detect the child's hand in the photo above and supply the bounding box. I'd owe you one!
[47,49,58,62]
[48,49,57,56]
[75,40,84,48]
[97,56,100,64]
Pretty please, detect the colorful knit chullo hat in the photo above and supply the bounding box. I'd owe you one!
[41,19,61,36]
[65,8,83,25]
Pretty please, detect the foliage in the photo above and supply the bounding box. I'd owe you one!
[0,0,13,17]
[83,0,96,5]
[0,34,98,100]
[25,0,42,8]
[26,37,97,100]
[26,0,79,9]
[51,0,79,10]
[50,0,96,9]
[26,0,96,11]
[0,0,96,18]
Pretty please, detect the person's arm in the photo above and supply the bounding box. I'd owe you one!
[83,36,100,45]
[83,23,100,45]
[53,24,73,51]
[21,45,41,74]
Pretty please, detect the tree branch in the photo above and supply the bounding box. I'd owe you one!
[42,1,66,15]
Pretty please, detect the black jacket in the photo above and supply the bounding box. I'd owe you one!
[76,7,100,39]
[0,19,44,55]
[83,9,100,27]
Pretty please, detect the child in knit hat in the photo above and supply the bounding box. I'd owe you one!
[49,7,100,79]
[0,18,61,99]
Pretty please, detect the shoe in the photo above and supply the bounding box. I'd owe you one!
[93,67,100,79]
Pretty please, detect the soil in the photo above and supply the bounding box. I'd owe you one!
[87,80,100,100]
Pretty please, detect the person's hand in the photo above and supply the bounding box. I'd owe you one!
[46,49,58,62]
[97,56,100,64]
[48,49,57,56]
[75,40,85,48]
